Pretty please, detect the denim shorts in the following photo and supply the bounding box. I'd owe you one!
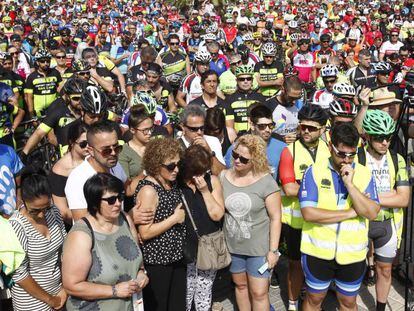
[229,253,271,278]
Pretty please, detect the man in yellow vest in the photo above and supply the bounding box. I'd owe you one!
[278,104,330,311]
[299,122,380,311]
[359,110,409,311]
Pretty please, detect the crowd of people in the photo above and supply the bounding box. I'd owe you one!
[0,0,413,310]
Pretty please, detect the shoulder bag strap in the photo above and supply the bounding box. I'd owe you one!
[82,217,95,250]
[181,193,200,239]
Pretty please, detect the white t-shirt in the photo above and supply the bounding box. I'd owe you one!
[379,41,404,57]
[366,152,390,194]
[65,158,127,211]
[181,134,226,165]
[272,104,300,136]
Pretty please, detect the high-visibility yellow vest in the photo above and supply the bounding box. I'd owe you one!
[357,148,406,248]
[300,160,373,265]
[281,139,330,229]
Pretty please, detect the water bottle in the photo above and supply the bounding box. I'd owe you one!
[132,291,144,311]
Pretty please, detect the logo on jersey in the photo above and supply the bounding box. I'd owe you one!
[321,178,332,188]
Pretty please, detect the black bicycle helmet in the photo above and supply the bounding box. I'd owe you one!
[80,85,108,114]
[298,104,328,126]
[72,59,91,72]
[238,44,249,59]
[63,77,87,95]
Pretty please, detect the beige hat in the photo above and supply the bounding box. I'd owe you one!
[370,87,402,106]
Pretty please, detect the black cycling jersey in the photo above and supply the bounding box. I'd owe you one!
[189,95,226,110]
[155,80,174,110]
[254,61,284,97]
[126,65,146,86]
[347,66,376,89]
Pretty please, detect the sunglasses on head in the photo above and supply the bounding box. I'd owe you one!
[371,134,392,143]
[92,144,123,157]
[232,150,250,164]
[101,193,125,205]
[255,122,275,130]
[237,76,253,82]
[162,161,180,171]
[185,124,204,132]
[77,140,88,148]
[300,123,322,132]
[332,144,356,158]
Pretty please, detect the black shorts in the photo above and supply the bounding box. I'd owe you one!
[301,254,366,296]
[286,225,302,261]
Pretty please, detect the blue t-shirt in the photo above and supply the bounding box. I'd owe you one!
[110,44,130,74]
[210,58,228,76]
[224,137,287,181]
[0,144,24,216]
[299,162,379,209]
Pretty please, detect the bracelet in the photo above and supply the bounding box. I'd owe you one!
[111,284,117,298]
[139,268,147,275]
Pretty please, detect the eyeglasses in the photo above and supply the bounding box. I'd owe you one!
[92,144,123,157]
[232,150,250,164]
[77,140,88,148]
[161,161,180,171]
[77,71,90,76]
[135,126,154,135]
[331,144,356,158]
[38,59,50,64]
[61,34,69,37]
[371,134,392,143]
[210,52,218,56]
[299,123,322,132]
[24,200,52,216]
[56,55,66,59]
[101,193,125,205]
[255,122,275,130]
[237,77,253,82]
[169,42,180,46]
[391,34,399,37]
[185,124,205,132]
[70,95,82,101]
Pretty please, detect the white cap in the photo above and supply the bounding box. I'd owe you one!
[360,16,367,22]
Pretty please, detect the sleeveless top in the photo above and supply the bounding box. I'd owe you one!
[135,179,186,265]
[65,215,142,311]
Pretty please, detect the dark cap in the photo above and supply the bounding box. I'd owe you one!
[10,34,22,42]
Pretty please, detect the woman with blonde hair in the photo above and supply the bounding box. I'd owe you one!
[221,134,282,311]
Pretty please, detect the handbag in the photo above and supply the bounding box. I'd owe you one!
[181,194,231,271]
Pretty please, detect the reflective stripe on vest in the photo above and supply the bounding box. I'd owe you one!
[281,139,330,229]
[300,161,372,265]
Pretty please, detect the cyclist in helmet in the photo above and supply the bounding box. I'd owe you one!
[224,64,266,132]
[59,28,77,66]
[237,44,260,67]
[146,62,176,112]
[359,110,409,311]
[372,62,402,99]
[278,104,329,311]
[0,56,25,108]
[332,82,356,102]
[313,64,339,110]
[25,49,63,118]
[176,50,211,107]
[254,41,284,97]
[22,78,87,158]
[329,97,358,127]
[219,53,242,96]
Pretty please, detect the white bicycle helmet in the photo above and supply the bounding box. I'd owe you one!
[332,82,356,97]
[329,98,358,117]
[290,32,300,41]
[194,50,212,63]
[206,23,218,33]
[261,42,277,56]
[80,85,108,114]
[320,64,339,78]
[288,20,298,28]
[242,33,254,41]
[372,62,392,74]
[203,33,217,41]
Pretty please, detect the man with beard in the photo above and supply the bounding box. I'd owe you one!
[110,30,133,78]
[65,118,127,221]
[24,49,63,118]
[278,105,330,311]
[145,62,176,112]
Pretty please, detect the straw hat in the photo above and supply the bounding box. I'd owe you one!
[370,87,402,106]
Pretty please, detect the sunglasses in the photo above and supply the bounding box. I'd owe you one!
[38,59,50,64]
[232,150,250,164]
[56,55,66,59]
[77,140,88,148]
[332,144,356,158]
[237,77,253,81]
[10,52,19,56]
[170,42,180,46]
[371,134,392,143]
[300,123,322,132]
[92,144,123,157]
[391,34,399,37]
[324,78,337,84]
[78,71,90,76]
[70,95,81,101]
[185,124,205,132]
[162,161,180,171]
[255,122,275,130]
[101,193,125,205]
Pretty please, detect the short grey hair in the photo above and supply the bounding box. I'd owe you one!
[180,104,206,124]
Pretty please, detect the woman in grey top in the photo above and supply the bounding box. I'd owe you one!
[221,134,282,311]
[62,173,148,310]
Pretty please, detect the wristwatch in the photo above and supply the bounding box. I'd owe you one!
[111,285,117,298]
[271,248,281,256]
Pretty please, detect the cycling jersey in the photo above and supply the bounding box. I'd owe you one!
[158,47,187,85]
[121,106,169,128]
[38,97,78,153]
[110,44,131,74]
[0,100,18,139]
[187,38,202,62]
[223,90,266,132]
[312,89,334,110]
[126,65,146,87]
[180,72,203,105]
[346,66,376,89]
[189,95,226,110]
[268,97,303,137]
[254,61,284,97]
[24,69,62,116]
[155,80,174,110]
[292,51,315,83]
